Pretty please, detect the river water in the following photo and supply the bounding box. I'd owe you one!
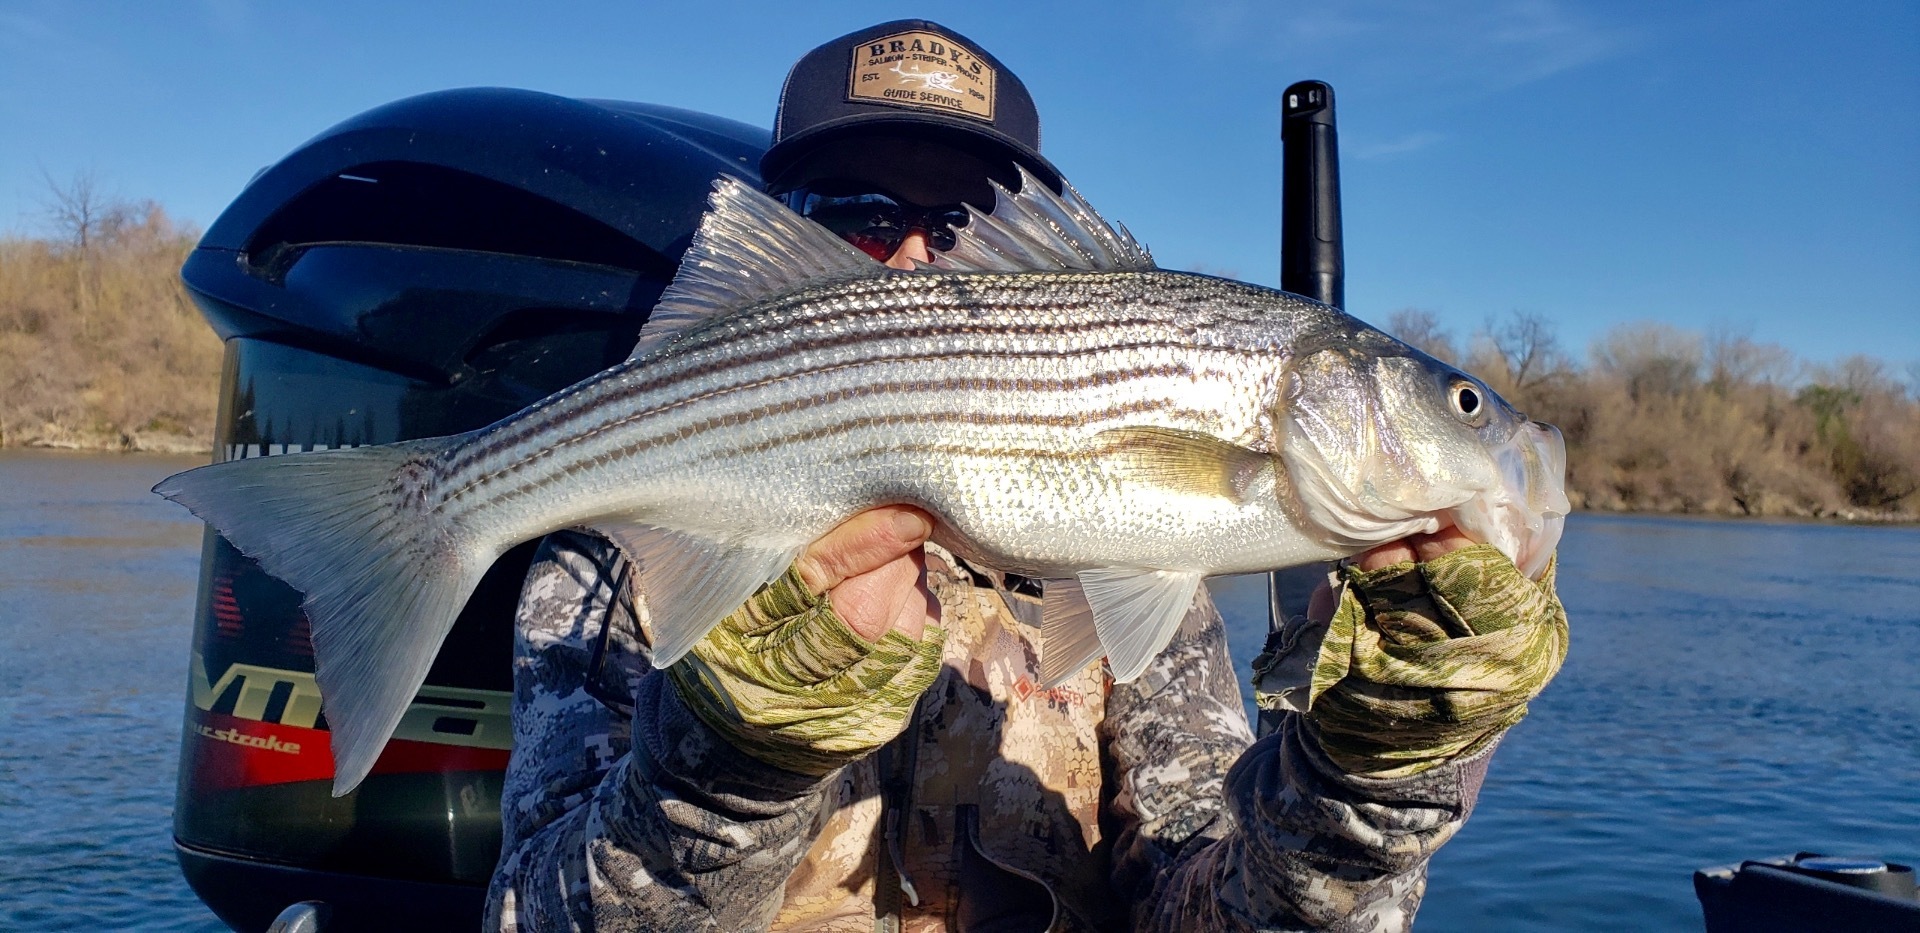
[2,449,1915,931]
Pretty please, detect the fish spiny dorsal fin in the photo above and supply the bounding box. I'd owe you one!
[933,164,1155,274]
[631,176,882,361]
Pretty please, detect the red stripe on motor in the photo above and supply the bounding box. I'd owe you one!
[187,710,510,791]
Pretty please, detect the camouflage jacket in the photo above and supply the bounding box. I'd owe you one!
[486,530,1500,932]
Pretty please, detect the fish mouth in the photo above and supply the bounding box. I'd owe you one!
[1447,420,1569,580]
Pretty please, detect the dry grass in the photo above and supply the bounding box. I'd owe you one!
[1410,310,1920,520]
[0,202,220,451]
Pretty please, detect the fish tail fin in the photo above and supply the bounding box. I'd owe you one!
[154,437,489,796]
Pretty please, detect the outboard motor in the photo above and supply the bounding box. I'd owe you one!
[1696,852,1920,932]
[172,88,767,931]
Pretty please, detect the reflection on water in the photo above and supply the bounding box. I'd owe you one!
[1414,514,1920,931]
[0,450,222,932]
[4,450,1916,931]
[1215,513,1919,931]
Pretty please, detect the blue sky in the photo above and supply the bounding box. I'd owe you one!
[3,1,1914,370]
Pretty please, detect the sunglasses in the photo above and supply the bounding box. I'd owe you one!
[794,191,971,260]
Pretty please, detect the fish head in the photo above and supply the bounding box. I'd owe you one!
[1279,337,1568,578]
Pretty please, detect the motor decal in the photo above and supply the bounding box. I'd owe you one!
[190,651,514,750]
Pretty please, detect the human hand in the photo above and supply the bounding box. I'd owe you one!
[794,505,939,641]
[668,505,947,775]
[1353,525,1478,571]
[1303,527,1569,777]
[1306,525,1481,623]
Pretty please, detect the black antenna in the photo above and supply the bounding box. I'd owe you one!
[1263,81,1346,723]
[1280,80,1343,308]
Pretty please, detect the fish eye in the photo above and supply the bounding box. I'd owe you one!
[1449,379,1487,425]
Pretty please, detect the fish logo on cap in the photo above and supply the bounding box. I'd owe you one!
[849,30,997,121]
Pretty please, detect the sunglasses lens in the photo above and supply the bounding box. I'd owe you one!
[801,193,899,237]
[845,233,899,261]
[799,191,967,258]
[926,210,968,251]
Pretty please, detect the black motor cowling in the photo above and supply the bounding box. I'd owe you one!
[173,87,766,932]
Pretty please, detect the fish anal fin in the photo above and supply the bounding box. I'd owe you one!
[1078,568,1204,684]
[588,519,801,665]
[1093,426,1269,501]
[1039,577,1103,687]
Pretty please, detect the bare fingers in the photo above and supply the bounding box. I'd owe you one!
[794,506,937,642]
[1356,524,1478,571]
[795,506,934,593]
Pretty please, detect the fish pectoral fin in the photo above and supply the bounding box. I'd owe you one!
[630,176,881,361]
[588,520,802,666]
[1077,568,1206,684]
[1093,426,1268,501]
[1038,577,1103,687]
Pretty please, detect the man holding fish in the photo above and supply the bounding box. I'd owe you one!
[155,18,1571,933]
[476,20,1570,932]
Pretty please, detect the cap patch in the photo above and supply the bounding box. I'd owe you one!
[848,30,996,122]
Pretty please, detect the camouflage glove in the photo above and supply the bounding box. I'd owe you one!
[1305,543,1569,778]
[667,565,946,776]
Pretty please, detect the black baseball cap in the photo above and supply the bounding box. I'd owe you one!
[761,20,1064,206]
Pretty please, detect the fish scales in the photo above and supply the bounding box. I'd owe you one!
[433,271,1307,563]
[154,170,1567,793]
[450,270,1291,491]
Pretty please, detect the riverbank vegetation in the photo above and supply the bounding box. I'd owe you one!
[0,179,218,452]
[1,182,1913,520]
[1391,309,1919,520]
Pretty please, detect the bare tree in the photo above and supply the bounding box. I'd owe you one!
[1827,355,1901,398]
[30,173,166,341]
[1487,310,1564,391]
[39,169,112,255]
[1706,324,1796,389]
[1594,322,1702,401]
[1385,308,1460,364]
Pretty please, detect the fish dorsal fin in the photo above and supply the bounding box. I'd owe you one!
[1039,576,1104,687]
[631,176,881,361]
[1077,568,1205,683]
[933,165,1156,274]
[588,518,803,665]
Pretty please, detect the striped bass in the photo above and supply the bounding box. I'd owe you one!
[156,169,1568,794]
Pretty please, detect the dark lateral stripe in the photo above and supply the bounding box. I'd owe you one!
[446,356,1209,503]
[442,268,1295,479]
[442,329,1265,486]
[649,272,1148,352]
[696,434,1253,473]
[466,393,1221,510]
[441,310,1188,478]
[678,405,1227,466]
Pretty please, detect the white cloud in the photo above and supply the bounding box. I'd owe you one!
[1178,0,1636,95]
[1352,130,1445,160]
